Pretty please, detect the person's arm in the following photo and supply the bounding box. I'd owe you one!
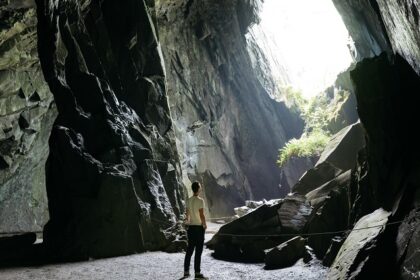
[199,208,207,230]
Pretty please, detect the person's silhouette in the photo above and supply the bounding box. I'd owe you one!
[183,182,208,279]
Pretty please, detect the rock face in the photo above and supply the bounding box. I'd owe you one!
[376,0,420,74]
[0,1,56,233]
[328,208,391,279]
[350,53,420,218]
[36,0,184,260]
[279,156,318,194]
[396,209,420,279]
[334,0,420,75]
[332,0,392,61]
[344,53,420,278]
[155,0,304,217]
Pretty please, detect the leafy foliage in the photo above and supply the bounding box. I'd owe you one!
[277,86,351,167]
[277,130,330,167]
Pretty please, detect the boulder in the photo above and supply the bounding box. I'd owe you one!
[328,208,391,279]
[305,170,352,258]
[279,156,319,193]
[293,122,365,195]
[207,194,312,262]
[292,161,342,195]
[264,236,306,269]
[315,122,365,172]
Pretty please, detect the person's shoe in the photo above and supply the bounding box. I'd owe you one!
[195,273,208,279]
[183,271,190,277]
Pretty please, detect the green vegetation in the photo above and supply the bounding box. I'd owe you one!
[277,130,330,167]
[277,87,351,167]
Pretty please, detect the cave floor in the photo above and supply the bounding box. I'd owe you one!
[0,223,327,280]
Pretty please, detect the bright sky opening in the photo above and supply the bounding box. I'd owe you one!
[257,0,354,98]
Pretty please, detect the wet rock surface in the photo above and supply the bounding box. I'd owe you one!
[0,1,56,233]
[35,0,184,260]
[155,0,304,216]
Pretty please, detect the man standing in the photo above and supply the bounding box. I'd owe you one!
[183,182,208,279]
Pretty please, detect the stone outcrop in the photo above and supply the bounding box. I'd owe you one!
[334,0,420,75]
[155,0,304,217]
[279,156,318,194]
[35,0,184,260]
[342,53,420,278]
[305,170,352,258]
[328,208,391,279]
[207,194,312,262]
[264,236,306,270]
[332,0,392,61]
[0,0,56,233]
[293,123,365,195]
[376,0,420,74]
[396,209,420,279]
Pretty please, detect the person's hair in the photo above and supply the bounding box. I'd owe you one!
[191,182,201,193]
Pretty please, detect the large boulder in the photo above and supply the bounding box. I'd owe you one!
[328,208,391,279]
[207,194,312,262]
[293,122,365,195]
[279,156,319,193]
[264,236,306,269]
[305,170,352,258]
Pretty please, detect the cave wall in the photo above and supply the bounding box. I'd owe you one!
[155,0,304,217]
[331,1,420,278]
[332,0,392,61]
[36,0,184,259]
[334,0,420,75]
[376,0,420,74]
[0,0,56,233]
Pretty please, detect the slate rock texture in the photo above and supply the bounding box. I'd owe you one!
[36,0,184,260]
[155,0,304,217]
[0,1,56,233]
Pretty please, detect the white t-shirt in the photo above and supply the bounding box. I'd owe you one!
[186,196,204,226]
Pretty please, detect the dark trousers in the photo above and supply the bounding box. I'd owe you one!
[184,225,205,273]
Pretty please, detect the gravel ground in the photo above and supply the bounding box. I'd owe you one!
[0,224,328,280]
